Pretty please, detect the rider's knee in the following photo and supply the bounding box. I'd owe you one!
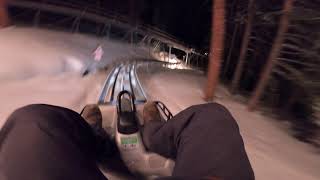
[187,103,238,128]
[188,103,230,115]
[7,104,62,125]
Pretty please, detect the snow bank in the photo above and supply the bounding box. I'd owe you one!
[138,66,320,180]
[0,26,149,127]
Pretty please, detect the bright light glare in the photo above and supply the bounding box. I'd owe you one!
[168,56,178,63]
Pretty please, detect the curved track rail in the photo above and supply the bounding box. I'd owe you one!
[98,64,146,105]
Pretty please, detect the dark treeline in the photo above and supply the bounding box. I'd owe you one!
[222,0,320,144]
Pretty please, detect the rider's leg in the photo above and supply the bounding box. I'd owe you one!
[142,103,254,179]
[0,104,108,180]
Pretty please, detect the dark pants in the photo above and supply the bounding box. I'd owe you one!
[0,103,254,180]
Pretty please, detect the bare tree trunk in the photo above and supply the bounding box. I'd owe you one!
[96,0,102,35]
[248,0,294,111]
[231,0,255,93]
[129,0,140,26]
[0,1,10,28]
[284,88,298,112]
[223,22,239,77]
[204,0,226,101]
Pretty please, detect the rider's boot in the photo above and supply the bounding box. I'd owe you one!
[81,104,115,159]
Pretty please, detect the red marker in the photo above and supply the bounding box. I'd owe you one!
[93,45,104,62]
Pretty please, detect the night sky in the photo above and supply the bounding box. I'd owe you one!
[141,0,212,49]
[51,0,213,49]
[10,0,285,50]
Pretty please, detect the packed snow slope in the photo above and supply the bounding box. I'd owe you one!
[0,26,149,128]
[138,64,320,180]
[1,26,319,180]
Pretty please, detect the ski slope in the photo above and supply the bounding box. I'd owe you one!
[137,66,320,180]
[0,27,149,128]
[1,26,319,180]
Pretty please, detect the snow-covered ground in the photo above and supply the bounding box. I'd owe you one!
[138,65,320,180]
[0,27,149,127]
[1,26,319,180]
